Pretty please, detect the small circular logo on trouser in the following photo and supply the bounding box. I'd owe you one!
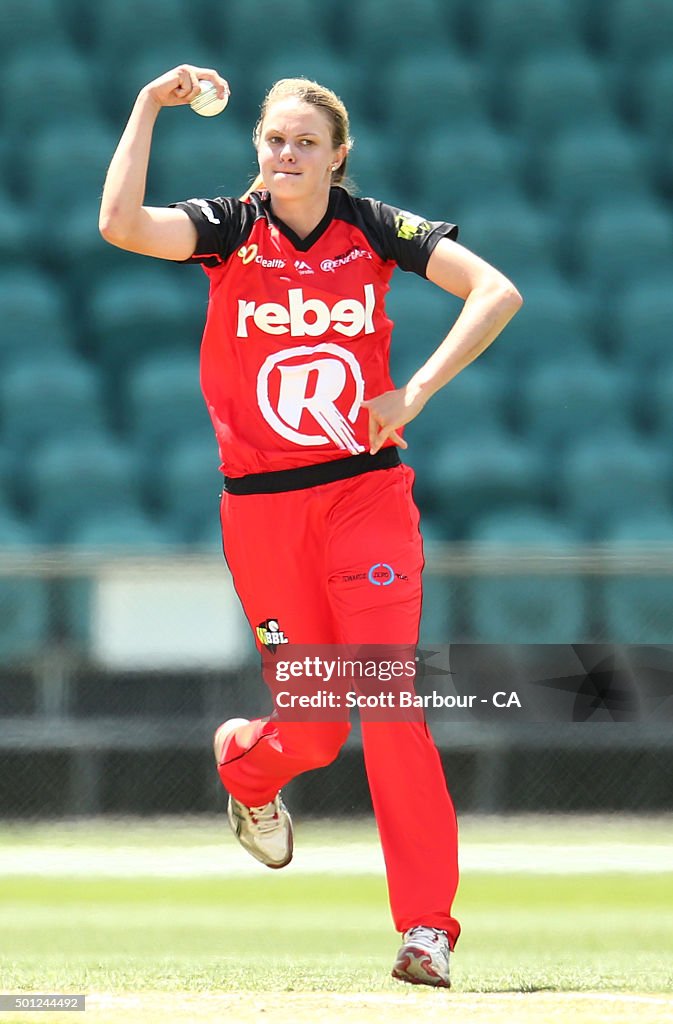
[368,563,395,586]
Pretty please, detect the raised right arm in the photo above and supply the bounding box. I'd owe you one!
[99,65,229,261]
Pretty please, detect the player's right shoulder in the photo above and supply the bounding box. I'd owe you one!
[170,195,260,265]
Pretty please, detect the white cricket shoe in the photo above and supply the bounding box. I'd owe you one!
[227,792,293,869]
[214,717,293,870]
[391,925,451,988]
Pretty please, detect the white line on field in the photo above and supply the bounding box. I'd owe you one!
[0,842,671,877]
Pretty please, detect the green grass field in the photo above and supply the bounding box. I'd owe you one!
[0,817,671,1023]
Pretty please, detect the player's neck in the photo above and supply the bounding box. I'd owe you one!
[269,191,331,241]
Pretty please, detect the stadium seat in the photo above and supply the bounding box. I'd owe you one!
[631,57,673,188]
[158,437,223,543]
[604,0,673,68]
[126,351,212,459]
[466,510,586,642]
[536,126,649,218]
[0,358,107,449]
[650,364,673,439]
[484,272,595,373]
[0,512,50,664]
[509,53,617,147]
[90,0,202,67]
[248,50,366,131]
[152,123,258,206]
[567,198,673,290]
[4,49,101,144]
[0,0,69,59]
[386,271,463,382]
[417,517,455,641]
[63,508,173,549]
[21,122,117,221]
[518,357,635,453]
[611,282,673,372]
[475,0,579,102]
[51,198,128,298]
[411,128,522,216]
[604,510,673,545]
[428,432,546,535]
[0,188,25,266]
[559,434,672,539]
[341,0,452,67]
[458,198,557,281]
[406,361,510,450]
[347,130,398,205]
[379,54,488,139]
[0,269,76,370]
[87,266,205,379]
[101,44,224,128]
[24,436,142,543]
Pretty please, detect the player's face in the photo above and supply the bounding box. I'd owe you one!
[257,99,345,202]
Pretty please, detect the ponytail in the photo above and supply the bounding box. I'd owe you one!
[240,172,265,202]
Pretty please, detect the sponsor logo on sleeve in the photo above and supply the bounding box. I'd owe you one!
[394,211,432,241]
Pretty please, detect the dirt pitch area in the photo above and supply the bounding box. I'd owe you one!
[13,990,670,1024]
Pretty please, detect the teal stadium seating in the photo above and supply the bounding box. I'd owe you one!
[518,357,635,453]
[23,437,142,543]
[0,268,75,370]
[159,437,224,544]
[559,434,672,539]
[605,0,673,68]
[152,121,259,206]
[466,510,587,643]
[600,509,673,643]
[0,512,49,664]
[380,55,488,140]
[0,358,106,450]
[0,189,26,267]
[21,122,117,221]
[412,126,522,215]
[88,0,202,70]
[0,0,672,563]
[483,272,594,372]
[126,352,212,460]
[458,198,557,282]
[566,197,673,290]
[4,49,101,145]
[510,54,617,148]
[0,0,69,58]
[537,126,650,218]
[87,266,205,379]
[611,282,673,372]
[429,432,546,536]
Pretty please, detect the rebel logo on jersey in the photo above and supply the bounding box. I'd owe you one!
[257,343,366,453]
[236,284,376,338]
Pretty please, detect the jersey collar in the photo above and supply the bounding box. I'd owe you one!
[262,187,339,252]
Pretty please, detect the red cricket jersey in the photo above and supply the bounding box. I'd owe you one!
[172,186,457,477]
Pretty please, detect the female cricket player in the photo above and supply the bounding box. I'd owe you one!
[99,63,522,988]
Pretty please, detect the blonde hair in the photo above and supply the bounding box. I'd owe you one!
[241,77,352,200]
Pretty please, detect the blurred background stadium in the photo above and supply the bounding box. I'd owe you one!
[1,0,672,820]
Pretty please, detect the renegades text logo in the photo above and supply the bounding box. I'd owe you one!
[257,343,366,454]
[237,284,375,338]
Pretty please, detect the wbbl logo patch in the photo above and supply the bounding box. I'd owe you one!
[256,618,289,652]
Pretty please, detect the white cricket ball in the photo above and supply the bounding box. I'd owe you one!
[190,80,229,117]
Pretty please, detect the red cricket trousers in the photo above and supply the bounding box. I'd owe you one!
[216,461,460,947]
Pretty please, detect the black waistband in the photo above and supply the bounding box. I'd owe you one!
[223,447,401,495]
